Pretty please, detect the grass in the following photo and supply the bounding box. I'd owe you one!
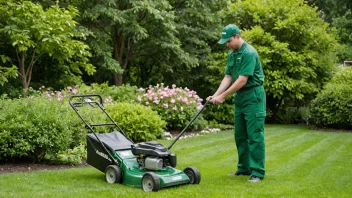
[1,124,352,198]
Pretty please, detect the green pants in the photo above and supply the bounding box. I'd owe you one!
[234,86,266,178]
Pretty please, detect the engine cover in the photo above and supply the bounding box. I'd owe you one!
[131,141,170,157]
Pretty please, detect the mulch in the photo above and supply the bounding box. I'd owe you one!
[0,159,88,175]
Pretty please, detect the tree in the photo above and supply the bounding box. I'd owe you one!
[0,1,95,92]
[68,0,181,86]
[35,0,226,89]
[307,0,352,62]
[216,0,338,121]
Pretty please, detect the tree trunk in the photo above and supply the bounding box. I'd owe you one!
[113,28,124,86]
[18,52,29,96]
[19,53,27,88]
[112,27,132,86]
[112,72,123,86]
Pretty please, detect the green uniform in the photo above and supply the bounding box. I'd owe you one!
[225,42,266,178]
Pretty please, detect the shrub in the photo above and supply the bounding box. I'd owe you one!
[136,84,206,130]
[106,102,166,142]
[309,68,352,129]
[106,84,138,103]
[0,96,84,162]
[202,96,234,126]
[275,106,310,125]
[50,144,86,165]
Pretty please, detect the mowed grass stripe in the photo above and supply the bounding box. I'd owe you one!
[269,132,333,175]
[266,132,327,162]
[175,133,236,168]
[306,135,352,196]
[266,133,326,174]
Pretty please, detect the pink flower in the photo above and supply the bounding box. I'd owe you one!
[72,89,77,94]
[170,99,175,104]
[57,91,61,97]
[182,97,189,105]
[163,103,168,108]
[172,106,177,110]
[137,96,142,102]
[145,102,149,105]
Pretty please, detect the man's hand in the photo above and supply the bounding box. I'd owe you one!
[212,94,225,104]
[207,95,225,104]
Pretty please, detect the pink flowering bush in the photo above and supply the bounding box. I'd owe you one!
[136,84,206,130]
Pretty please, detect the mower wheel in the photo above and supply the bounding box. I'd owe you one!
[184,166,201,184]
[142,172,160,192]
[105,165,122,184]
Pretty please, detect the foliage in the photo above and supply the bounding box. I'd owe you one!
[0,96,84,162]
[202,96,234,126]
[275,106,310,125]
[106,102,166,142]
[307,0,352,62]
[42,0,228,90]
[202,51,236,125]
[0,0,95,90]
[77,83,139,103]
[309,68,352,129]
[220,0,339,121]
[49,144,86,166]
[136,0,228,89]
[0,55,17,86]
[136,84,206,130]
[68,83,139,103]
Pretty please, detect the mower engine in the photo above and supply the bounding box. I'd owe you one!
[131,141,177,170]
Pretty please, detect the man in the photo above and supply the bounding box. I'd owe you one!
[207,24,266,182]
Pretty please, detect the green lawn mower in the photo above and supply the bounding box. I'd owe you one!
[69,94,208,192]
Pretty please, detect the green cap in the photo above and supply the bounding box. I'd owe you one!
[217,24,241,44]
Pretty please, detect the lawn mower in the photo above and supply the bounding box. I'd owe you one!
[69,94,208,192]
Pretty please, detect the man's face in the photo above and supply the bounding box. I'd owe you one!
[226,35,240,50]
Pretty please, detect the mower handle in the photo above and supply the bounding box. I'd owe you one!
[69,94,104,110]
[167,100,209,150]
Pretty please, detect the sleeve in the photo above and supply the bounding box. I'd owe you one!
[239,52,256,76]
[225,52,235,75]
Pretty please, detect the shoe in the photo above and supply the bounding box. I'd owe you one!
[248,175,262,182]
[228,171,251,176]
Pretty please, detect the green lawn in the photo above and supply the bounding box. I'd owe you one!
[1,124,352,198]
